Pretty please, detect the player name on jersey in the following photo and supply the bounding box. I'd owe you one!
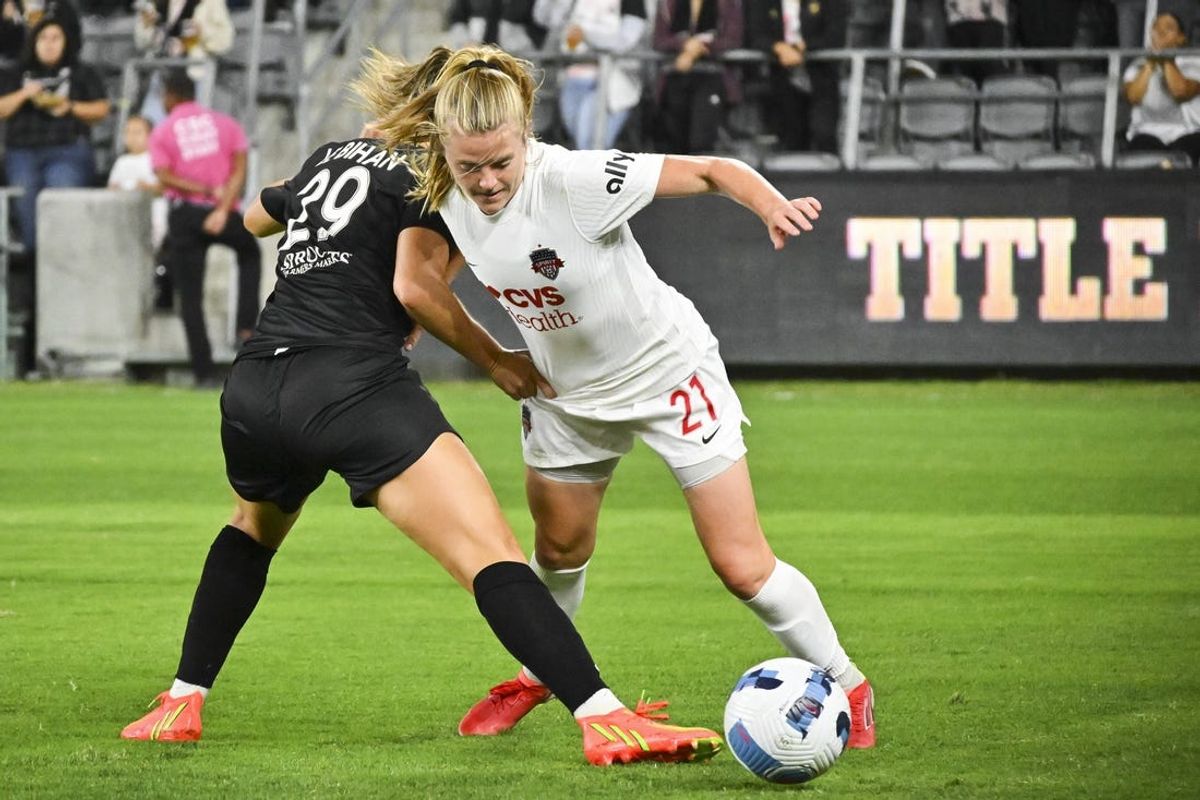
[314,140,405,172]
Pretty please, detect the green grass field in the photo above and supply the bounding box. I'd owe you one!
[2,379,1198,799]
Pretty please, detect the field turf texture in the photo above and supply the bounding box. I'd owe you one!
[1,380,1197,799]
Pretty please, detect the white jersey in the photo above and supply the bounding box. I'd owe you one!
[440,141,713,409]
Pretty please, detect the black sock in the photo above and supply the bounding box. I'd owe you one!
[473,561,606,714]
[175,525,276,688]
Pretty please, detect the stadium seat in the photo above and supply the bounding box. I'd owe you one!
[898,76,977,167]
[858,153,925,171]
[221,14,299,106]
[1059,75,1109,156]
[979,74,1057,167]
[80,15,139,81]
[838,75,886,159]
[936,153,1009,171]
[1114,150,1194,169]
[762,152,843,173]
[1018,152,1097,170]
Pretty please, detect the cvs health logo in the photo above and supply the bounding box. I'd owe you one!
[485,285,565,309]
[485,284,581,332]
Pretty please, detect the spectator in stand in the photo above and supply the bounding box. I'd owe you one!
[746,0,848,154]
[149,69,260,387]
[108,114,169,304]
[944,0,1008,85]
[135,0,234,123]
[652,0,744,154]
[1123,11,1200,163]
[0,12,107,376]
[108,114,157,193]
[548,0,648,150]
[0,14,107,255]
[446,0,548,52]
[0,0,82,64]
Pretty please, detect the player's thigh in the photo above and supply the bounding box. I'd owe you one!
[521,398,631,563]
[294,352,460,510]
[525,465,612,568]
[368,432,525,591]
[683,457,776,599]
[221,356,327,518]
[636,354,774,597]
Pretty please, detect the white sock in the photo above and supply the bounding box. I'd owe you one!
[169,679,209,700]
[572,688,624,719]
[744,559,864,690]
[520,554,590,687]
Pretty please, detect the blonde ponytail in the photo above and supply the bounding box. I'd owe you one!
[359,45,539,212]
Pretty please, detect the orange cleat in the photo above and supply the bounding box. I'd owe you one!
[578,697,723,766]
[845,679,875,749]
[458,673,553,736]
[120,691,204,742]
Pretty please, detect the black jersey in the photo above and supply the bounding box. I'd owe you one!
[240,138,453,360]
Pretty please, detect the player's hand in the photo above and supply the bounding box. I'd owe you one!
[403,324,423,351]
[202,207,229,235]
[488,349,556,400]
[765,196,821,250]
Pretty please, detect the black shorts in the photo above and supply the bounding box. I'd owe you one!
[220,347,457,513]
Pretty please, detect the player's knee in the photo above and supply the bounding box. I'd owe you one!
[712,558,774,601]
[228,505,292,550]
[534,533,593,571]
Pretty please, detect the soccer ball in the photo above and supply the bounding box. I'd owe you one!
[724,657,851,784]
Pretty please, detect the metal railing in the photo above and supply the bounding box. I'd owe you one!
[533,44,1200,170]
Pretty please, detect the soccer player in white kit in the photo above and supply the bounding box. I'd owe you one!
[369,45,875,748]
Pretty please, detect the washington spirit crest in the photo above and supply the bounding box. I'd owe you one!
[529,245,565,280]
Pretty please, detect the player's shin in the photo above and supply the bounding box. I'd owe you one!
[743,558,865,690]
[473,561,619,715]
[520,554,589,685]
[175,525,277,692]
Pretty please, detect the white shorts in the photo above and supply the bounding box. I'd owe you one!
[520,342,749,478]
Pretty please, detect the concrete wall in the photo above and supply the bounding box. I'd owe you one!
[32,188,513,381]
[35,189,274,378]
[36,190,155,376]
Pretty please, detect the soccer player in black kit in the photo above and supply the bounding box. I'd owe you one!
[119,52,723,767]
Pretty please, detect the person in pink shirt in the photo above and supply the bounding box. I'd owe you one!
[149,68,260,387]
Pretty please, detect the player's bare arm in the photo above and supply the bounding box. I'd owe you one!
[655,155,821,251]
[394,227,555,400]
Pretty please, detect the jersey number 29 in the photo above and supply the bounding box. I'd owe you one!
[279,166,371,252]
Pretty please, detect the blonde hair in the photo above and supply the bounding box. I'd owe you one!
[357,45,538,212]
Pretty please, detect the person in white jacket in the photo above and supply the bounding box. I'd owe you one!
[134,0,233,123]
[134,0,233,61]
[551,0,648,149]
